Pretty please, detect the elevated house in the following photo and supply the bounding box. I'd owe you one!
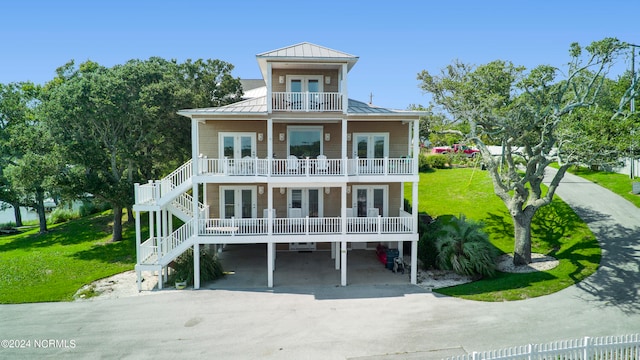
[133,42,425,289]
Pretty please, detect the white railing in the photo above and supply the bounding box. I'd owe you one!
[134,182,156,205]
[272,92,343,112]
[159,160,193,197]
[139,237,158,264]
[196,216,413,236]
[134,160,193,205]
[348,157,414,176]
[448,334,640,360]
[200,218,268,236]
[198,157,414,177]
[157,220,194,259]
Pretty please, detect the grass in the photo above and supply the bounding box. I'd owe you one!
[0,211,137,304]
[406,167,600,301]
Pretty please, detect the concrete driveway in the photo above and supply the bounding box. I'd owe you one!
[0,170,639,359]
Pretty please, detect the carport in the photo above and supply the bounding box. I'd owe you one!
[205,244,411,288]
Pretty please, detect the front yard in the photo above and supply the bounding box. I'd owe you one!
[406,168,600,301]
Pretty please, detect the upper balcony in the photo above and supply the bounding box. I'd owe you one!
[198,157,416,178]
[272,92,343,112]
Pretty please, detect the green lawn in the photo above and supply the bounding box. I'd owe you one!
[406,168,600,301]
[0,212,136,304]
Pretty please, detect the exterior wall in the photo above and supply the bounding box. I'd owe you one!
[347,121,411,158]
[199,120,267,158]
[271,69,339,93]
[205,183,402,218]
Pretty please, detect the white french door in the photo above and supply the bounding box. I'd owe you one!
[220,186,257,219]
[287,188,322,218]
[353,133,389,159]
[287,75,323,110]
[352,185,388,217]
[220,132,256,159]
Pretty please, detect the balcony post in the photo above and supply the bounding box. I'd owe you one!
[341,119,348,176]
[413,119,420,174]
[267,242,274,288]
[340,240,347,286]
[194,242,200,289]
[342,63,348,115]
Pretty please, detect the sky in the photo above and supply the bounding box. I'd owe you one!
[1,0,639,110]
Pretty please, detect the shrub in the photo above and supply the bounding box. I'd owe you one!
[418,153,431,172]
[48,208,80,224]
[425,154,448,169]
[169,248,224,286]
[79,200,111,217]
[418,214,453,269]
[435,214,496,278]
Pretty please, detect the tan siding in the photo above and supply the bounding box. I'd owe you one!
[347,121,411,158]
[271,69,339,93]
[199,120,268,158]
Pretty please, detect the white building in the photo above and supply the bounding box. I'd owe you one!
[133,42,425,289]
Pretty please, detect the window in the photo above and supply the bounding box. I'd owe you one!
[288,126,323,159]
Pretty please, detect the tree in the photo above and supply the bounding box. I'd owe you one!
[0,82,58,231]
[418,38,635,265]
[43,58,242,241]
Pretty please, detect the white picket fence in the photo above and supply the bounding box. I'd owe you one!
[447,334,640,360]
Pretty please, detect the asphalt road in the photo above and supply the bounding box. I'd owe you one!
[0,169,638,359]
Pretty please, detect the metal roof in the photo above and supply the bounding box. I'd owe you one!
[257,42,358,60]
[256,42,359,80]
[177,97,425,117]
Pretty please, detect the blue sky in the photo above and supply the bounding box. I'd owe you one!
[1,0,638,110]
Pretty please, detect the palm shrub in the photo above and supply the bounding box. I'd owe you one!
[169,248,224,286]
[435,214,496,278]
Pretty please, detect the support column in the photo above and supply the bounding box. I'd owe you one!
[411,239,418,284]
[135,211,142,292]
[340,241,347,286]
[194,242,200,289]
[267,242,274,288]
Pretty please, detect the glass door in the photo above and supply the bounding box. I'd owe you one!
[220,187,256,219]
[288,188,321,217]
[353,186,387,217]
[220,133,256,175]
[354,133,388,174]
[287,76,323,110]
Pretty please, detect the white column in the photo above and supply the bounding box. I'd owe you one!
[398,241,403,260]
[135,211,141,264]
[413,119,420,173]
[267,242,274,288]
[267,118,273,167]
[342,63,348,115]
[340,240,347,286]
[411,239,418,284]
[194,242,200,289]
[341,118,348,164]
[267,63,273,113]
[412,181,419,285]
[192,118,199,175]
[135,210,142,292]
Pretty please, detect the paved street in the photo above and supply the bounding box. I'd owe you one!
[0,170,638,359]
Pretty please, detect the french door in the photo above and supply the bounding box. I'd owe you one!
[220,186,257,219]
[287,75,323,110]
[353,133,388,159]
[352,185,388,217]
[220,133,256,174]
[288,188,321,251]
[288,188,322,217]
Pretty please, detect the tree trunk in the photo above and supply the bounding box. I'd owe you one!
[35,190,48,234]
[112,205,123,242]
[513,212,534,265]
[11,201,23,227]
[127,206,134,224]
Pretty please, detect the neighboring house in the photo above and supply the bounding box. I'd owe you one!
[133,42,425,290]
